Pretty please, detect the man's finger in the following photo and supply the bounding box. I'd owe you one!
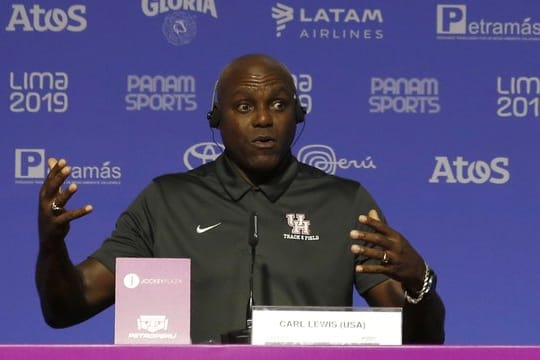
[369,209,381,221]
[48,157,58,170]
[55,205,93,222]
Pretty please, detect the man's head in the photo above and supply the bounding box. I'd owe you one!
[211,54,301,185]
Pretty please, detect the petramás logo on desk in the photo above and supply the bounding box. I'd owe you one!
[115,258,191,344]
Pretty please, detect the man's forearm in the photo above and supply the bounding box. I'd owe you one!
[35,242,91,328]
[402,291,446,344]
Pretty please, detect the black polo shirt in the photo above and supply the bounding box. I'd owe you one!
[91,154,388,343]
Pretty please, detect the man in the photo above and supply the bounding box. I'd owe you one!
[37,54,445,344]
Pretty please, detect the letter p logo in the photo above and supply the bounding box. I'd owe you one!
[437,5,466,34]
[15,149,45,178]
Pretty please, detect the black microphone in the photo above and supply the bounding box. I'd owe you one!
[220,212,259,344]
[246,212,259,329]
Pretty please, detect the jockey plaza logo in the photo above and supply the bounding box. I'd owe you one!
[271,2,384,40]
[428,156,510,184]
[182,142,376,175]
[436,4,540,41]
[14,148,122,185]
[5,4,87,32]
[140,0,218,46]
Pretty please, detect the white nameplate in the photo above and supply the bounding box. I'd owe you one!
[251,306,402,345]
[115,258,191,344]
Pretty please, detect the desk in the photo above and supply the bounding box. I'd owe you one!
[1,345,539,359]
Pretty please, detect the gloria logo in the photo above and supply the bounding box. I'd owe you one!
[183,142,224,170]
[271,2,384,41]
[5,4,87,32]
[429,156,510,184]
[140,0,218,46]
[369,77,441,114]
[14,148,122,185]
[296,144,376,175]
[125,74,197,111]
[436,4,540,41]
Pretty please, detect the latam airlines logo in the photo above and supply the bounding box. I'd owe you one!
[14,149,122,185]
[436,4,540,41]
[182,142,376,175]
[141,0,218,46]
[272,2,384,41]
[429,156,510,184]
[5,4,87,32]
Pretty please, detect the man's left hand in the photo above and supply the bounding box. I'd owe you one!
[350,209,426,293]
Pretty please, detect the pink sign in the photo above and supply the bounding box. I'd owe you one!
[115,258,191,344]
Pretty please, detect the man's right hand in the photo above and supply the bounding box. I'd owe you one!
[38,158,93,249]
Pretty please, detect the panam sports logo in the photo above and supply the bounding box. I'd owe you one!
[14,149,122,185]
[272,2,384,41]
[125,74,197,111]
[141,0,218,46]
[436,4,540,41]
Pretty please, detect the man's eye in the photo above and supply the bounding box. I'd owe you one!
[237,103,252,112]
[272,100,286,111]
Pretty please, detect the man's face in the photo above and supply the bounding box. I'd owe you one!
[217,61,297,181]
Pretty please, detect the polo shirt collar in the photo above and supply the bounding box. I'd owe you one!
[216,153,297,202]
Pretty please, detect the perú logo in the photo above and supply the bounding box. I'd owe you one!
[297,144,376,175]
[286,213,311,235]
[272,3,294,37]
[183,142,224,170]
[429,156,510,184]
[5,4,87,32]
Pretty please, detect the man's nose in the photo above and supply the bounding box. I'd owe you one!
[252,106,273,127]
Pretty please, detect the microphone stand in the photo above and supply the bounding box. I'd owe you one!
[221,213,258,344]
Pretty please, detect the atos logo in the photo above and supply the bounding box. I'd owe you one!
[5,4,87,32]
[429,156,510,184]
[183,142,224,170]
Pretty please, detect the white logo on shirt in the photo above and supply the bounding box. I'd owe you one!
[284,213,320,241]
[196,223,222,234]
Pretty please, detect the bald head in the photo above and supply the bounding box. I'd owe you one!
[215,54,296,104]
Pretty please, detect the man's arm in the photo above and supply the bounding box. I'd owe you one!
[351,210,446,344]
[36,158,115,327]
[364,279,445,344]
